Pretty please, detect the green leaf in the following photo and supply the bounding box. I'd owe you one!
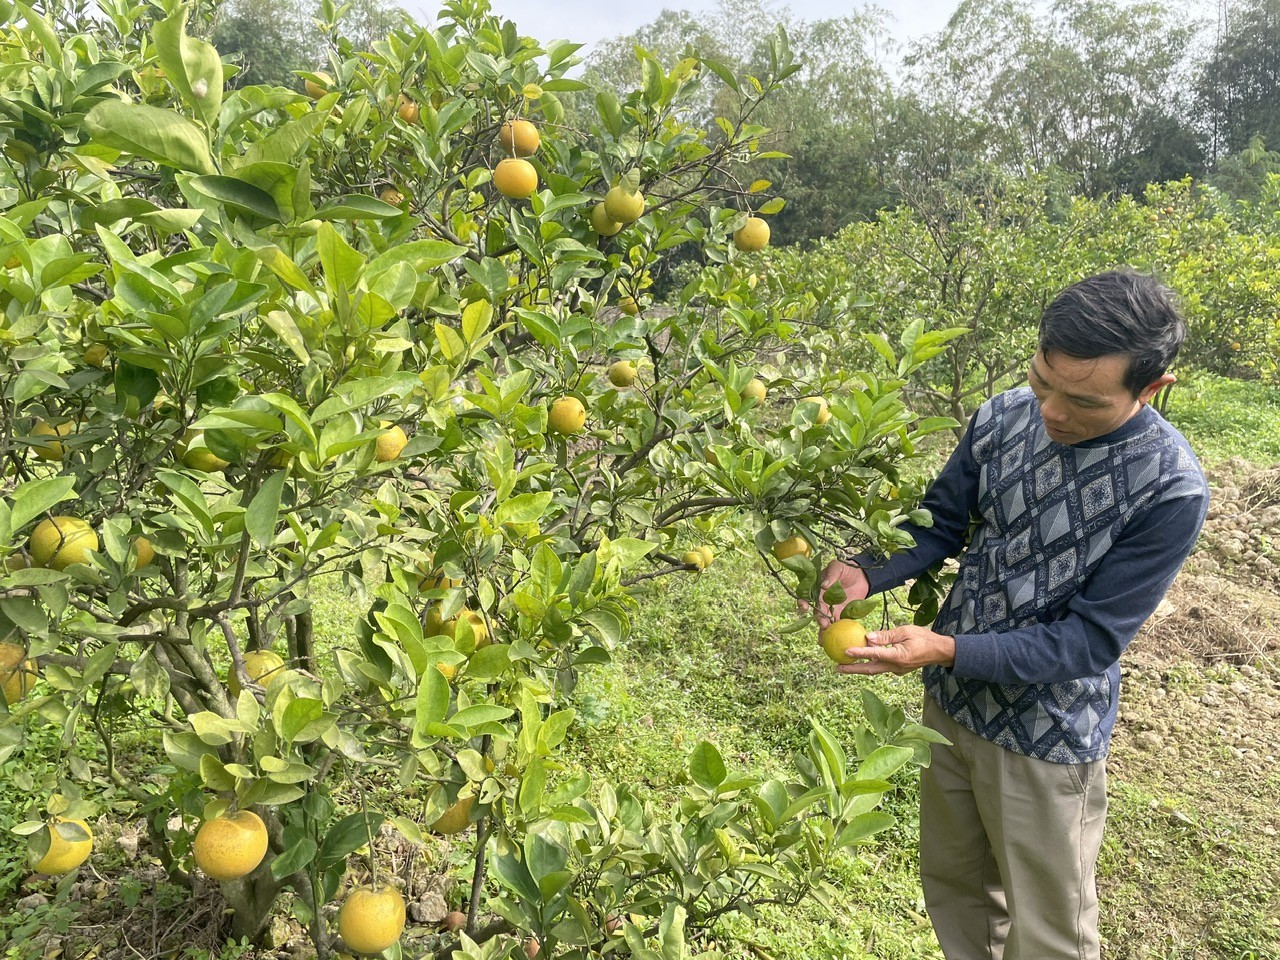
[414,665,450,738]
[83,101,216,174]
[319,812,384,865]
[188,175,283,222]
[689,741,727,790]
[313,195,403,220]
[245,471,286,549]
[152,8,223,128]
[856,744,914,782]
[270,836,318,879]
[7,476,76,533]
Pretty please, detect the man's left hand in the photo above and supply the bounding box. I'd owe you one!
[836,624,957,676]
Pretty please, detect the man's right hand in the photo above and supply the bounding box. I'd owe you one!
[799,560,870,628]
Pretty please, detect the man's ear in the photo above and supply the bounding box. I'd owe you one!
[1138,372,1177,405]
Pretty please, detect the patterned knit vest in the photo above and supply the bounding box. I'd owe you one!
[923,387,1206,762]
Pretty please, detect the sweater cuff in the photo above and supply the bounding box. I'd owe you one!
[850,551,896,595]
[949,632,999,680]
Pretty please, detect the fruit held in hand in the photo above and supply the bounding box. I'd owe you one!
[338,885,407,955]
[193,809,269,881]
[820,620,868,665]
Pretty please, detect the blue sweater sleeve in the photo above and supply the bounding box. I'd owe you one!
[854,416,981,593]
[951,490,1208,684]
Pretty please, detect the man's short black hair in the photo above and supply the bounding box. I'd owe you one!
[1038,270,1186,397]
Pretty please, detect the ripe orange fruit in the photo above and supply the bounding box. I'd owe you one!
[607,361,638,388]
[378,187,405,206]
[31,420,74,461]
[429,795,475,835]
[30,517,98,570]
[499,118,540,157]
[603,186,645,223]
[548,397,586,435]
[338,885,407,955]
[741,378,767,403]
[397,94,419,123]
[375,425,408,462]
[734,216,770,252]
[617,295,640,315]
[193,810,269,881]
[228,649,287,697]
[820,620,868,664]
[32,818,93,875]
[800,396,830,425]
[591,203,622,236]
[771,536,812,561]
[494,158,538,199]
[304,73,331,99]
[131,536,155,569]
[0,641,37,706]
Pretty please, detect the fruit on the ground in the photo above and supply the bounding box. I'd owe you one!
[0,642,37,706]
[430,794,475,835]
[378,187,404,205]
[181,431,229,472]
[820,620,868,664]
[608,361,638,388]
[499,118,540,156]
[304,72,331,98]
[591,203,622,236]
[228,649,287,697]
[772,536,812,561]
[32,818,93,875]
[338,885,407,955]
[603,185,645,223]
[441,910,467,932]
[494,158,538,199]
[131,536,155,568]
[83,343,109,367]
[549,396,586,435]
[30,517,98,570]
[31,420,74,461]
[524,937,541,958]
[733,216,770,252]
[193,809,269,881]
[617,295,640,315]
[396,94,419,123]
[375,425,408,462]
[741,378,767,403]
[801,396,831,425]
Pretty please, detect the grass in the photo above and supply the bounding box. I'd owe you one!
[1166,373,1280,464]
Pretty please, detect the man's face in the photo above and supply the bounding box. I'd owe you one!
[1027,350,1167,445]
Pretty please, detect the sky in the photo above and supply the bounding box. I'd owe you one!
[401,0,961,57]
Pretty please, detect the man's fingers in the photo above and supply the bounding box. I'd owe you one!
[866,629,897,646]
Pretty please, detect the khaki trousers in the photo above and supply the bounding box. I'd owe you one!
[920,695,1108,960]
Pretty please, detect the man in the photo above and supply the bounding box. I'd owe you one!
[816,270,1209,960]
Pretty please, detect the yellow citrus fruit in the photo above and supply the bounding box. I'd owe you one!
[458,610,489,648]
[0,641,38,706]
[429,795,475,835]
[339,885,407,955]
[193,809,269,881]
[499,118,540,157]
[741,379,767,403]
[32,818,93,875]
[820,620,868,665]
[416,565,461,592]
[131,536,155,569]
[4,254,20,270]
[590,203,622,236]
[697,545,714,568]
[375,425,408,462]
[31,420,74,461]
[772,536,812,561]
[305,73,331,99]
[228,649,286,698]
[608,361,638,388]
[494,158,538,199]
[424,604,458,638]
[83,343,109,367]
[181,431,229,472]
[378,187,404,206]
[682,549,709,571]
[30,517,98,570]
[801,396,830,425]
[603,186,645,223]
[549,396,586,435]
[617,296,640,316]
[435,661,458,680]
[397,94,419,123]
[733,216,770,252]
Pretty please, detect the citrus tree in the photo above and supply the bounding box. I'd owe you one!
[0,0,950,955]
